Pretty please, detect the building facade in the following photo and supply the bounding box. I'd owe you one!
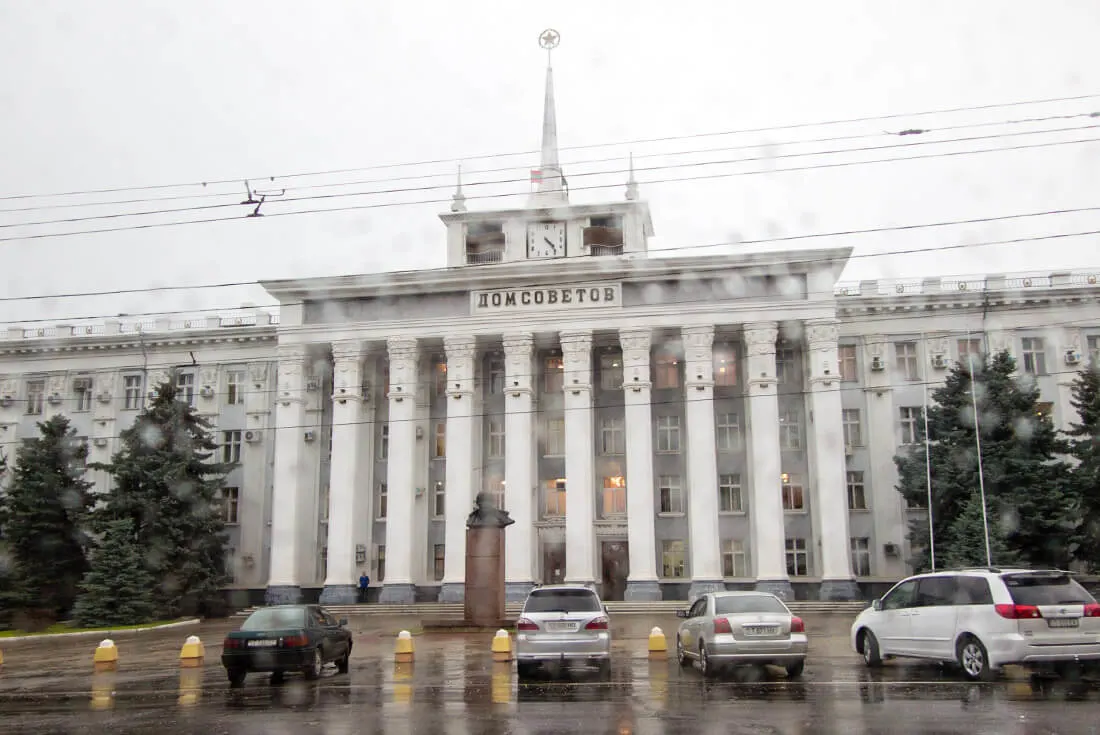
[1,62,1099,604]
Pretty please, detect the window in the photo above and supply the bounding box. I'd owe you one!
[432,481,445,518]
[71,437,89,472]
[782,473,804,511]
[376,545,386,582]
[779,408,801,450]
[319,484,329,521]
[73,378,93,412]
[433,423,446,458]
[1088,335,1100,365]
[222,430,242,463]
[378,424,389,460]
[599,352,623,390]
[599,417,625,455]
[847,471,867,510]
[838,345,858,381]
[601,475,627,518]
[662,540,686,578]
[177,372,195,406]
[656,415,681,452]
[221,487,240,524]
[433,360,447,396]
[488,419,505,458]
[654,353,679,389]
[958,338,983,365]
[544,417,566,456]
[382,365,390,395]
[718,474,743,513]
[899,406,921,444]
[842,409,862,448]
[716,412,741,451]
[895,342,919,381]
[1021,337,1047,375]
[722,539,748,577]
[485,476,505,510]
[881,579,917,610]
[124,375,143,410]
[785,538,809,576]
[227,370,245,405]
[713,346,736,386]
[1036,401,1054,422]
[376,484,388,519]
[488,357,505,395]
[225,547,236,583]
[433,544,445,581]
[776,347,796,384]
[26,380,44,415]
[850,537,872,576]
[544,478,566,517]
[659,475,683,514]
[543,356,564,393]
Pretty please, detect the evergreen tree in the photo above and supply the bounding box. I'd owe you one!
[72,518,155,627]
[895,350,1075,571]
[91,375,232,618]
[0,415,93,625]
[941,491,1017,569]
[1066,362,1100,569]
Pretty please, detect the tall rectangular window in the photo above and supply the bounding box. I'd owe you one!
[958,338,983,365]
[721,539,748,577]
[544,478,566,517]
[776,347,797,385]
[899,407,921,444]
[485,476,505,510]
[1021,337,1047,375]
[654,354,679,389]
[124,375,143,410]
[221,487,240,524]
[433,544,446,581]
[488,419,506,458]
[74,378,93,412]
[488,358,505,395]
[658,475,683,514]
[786,538,809,576]
[222,430,242,463]
[376,484,388,520]
[895,342,919,381]
[779,408,801,450]
[378,424,389,460]
[543,356,564,393]
[850,537,872,576]
[177,372,195,406]
[838,345,858,381]
[599,352,623,390]
[1088,335,1099,365]
[544,417,566,456]
[847,471,867,510]
[656,415,681,452]
[715,412,741,451]
[26,380,44,415]
[432,481,445,518]
[227,370,245,405]
[842,409,862,447]
[782,474,805,511]
[713,346,737,387]
[599,417,625,455]
[601,476,627,518]
[376,545,386,582]
[433,360,448,396]
[718,473,743,513]
[433,423,446,458]
[661,540,686,578]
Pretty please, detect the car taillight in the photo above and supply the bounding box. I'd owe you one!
[223,637,241,649]
[995,604,1043,619]
[713,617,732,634]
[790,616,805,633]
[1084,603,1100,618]
[281,634,309,647]
[585,615,609,630]
[516,618,539,631]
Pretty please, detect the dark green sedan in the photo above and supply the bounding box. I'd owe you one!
[221,604,353,686]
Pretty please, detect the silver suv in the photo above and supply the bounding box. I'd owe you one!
[514,584,611,679]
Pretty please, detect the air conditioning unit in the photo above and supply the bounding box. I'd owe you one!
[870,355,885,372]
[303,429,316,442]
[96,390,111,404]
[930,354,947,370]
[47,392,63,405]
[244,430,263,443]
[1065,349,1081,365]
[199,386,215,398]
[884,542,901,557]
[93,437,108,448]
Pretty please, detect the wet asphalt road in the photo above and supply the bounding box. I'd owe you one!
[1,614,1098,734]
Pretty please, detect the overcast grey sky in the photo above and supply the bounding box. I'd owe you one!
[1,1,1098,326]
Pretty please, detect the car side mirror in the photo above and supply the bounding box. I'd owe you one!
[676,610,689,618]
[871,599,883,612]
[339,618,348,626]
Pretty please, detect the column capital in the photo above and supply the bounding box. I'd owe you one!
[502,332,534,354]
[618,327,651,352]
[744,322,778,357]
[619,327,652,391]
[386,337,419,402]
[276,343,309,362]
[804,319,840,347]
[276,344,309,406]
[332,339,370,363]
[682,325,715,389]
[332,343,369,406]
[561,330,593,394]
[443,334,477,361]
[559,329,593,350]
[444,335,477,400]
[386,336,419,362]
[502,332,534,396]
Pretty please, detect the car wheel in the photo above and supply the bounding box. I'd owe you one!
[785,659,805,679]
[303,648,323,681]
[337,645,351,674]
[860,630,883,668]
[956,636,994,682]
[226,668,246,688]
[699,643,716,678]
[676,636,691,668]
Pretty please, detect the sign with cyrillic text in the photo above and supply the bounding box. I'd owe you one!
[471,283,622,314]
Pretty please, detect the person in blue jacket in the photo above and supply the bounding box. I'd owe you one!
[358,572,370,603]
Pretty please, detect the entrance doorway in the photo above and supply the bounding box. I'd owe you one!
[600,541,629,601]
[542,542,565,585]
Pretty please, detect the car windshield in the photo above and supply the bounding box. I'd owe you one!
[1003,574,1096,605]
[240,607,307,630]
[524,589,601,613]
[714,595,789,615]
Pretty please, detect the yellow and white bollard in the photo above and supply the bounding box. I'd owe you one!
[392,661,414,705]
[93,639,119,673]
[0,646,4,669]
[178,666,203,708]
[90,671,116,711]
[394,630,415,663]
[491,629,513,663]
[491,661,513,705]
[648,627,668,659]
[179,635,205,668]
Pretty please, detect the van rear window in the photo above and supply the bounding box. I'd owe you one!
[1002,574,1096,606]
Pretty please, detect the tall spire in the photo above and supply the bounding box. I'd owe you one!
[625,152,639,201]
[450,162,466,212]
[530,29,567,207]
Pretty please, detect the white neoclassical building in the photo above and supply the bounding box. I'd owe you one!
[1,59,1099,605]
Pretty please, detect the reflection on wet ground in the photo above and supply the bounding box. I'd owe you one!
[1,615,1098,733]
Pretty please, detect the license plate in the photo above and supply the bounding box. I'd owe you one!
[744,626,779,636]
[1048,618,1079,629]
[546,622,577,632]
[247,639,277,647]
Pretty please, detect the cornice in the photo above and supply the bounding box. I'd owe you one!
[0,327,278,357]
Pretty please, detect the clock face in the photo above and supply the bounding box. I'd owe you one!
[527,221,566,259]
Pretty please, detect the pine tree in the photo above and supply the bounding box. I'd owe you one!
[1066,362,1100,569]
[941,491,1017,569]
[0,415,93,626]
[72,518,155,627]
[895,350,1075,571]
[91,375,232,618]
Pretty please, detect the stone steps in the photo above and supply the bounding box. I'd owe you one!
[230,600,868,619]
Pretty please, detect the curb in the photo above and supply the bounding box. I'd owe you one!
[0,618,200,643]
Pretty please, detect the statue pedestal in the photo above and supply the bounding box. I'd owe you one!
[464,525,506,627]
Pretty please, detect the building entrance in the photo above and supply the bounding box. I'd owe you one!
[600,540,629,601]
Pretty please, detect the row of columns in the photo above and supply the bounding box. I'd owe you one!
[265,319,860,605]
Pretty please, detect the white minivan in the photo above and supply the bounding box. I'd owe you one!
[850,568,1100,680]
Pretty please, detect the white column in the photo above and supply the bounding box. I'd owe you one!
[683,325,724,597]
[320,341,369,604]
[863,334,906,578]
[379,337,419,604]
[439,335,477,602]
[806,320,860,600]
[239,361,273,589]
[503,332,536,599]
[561,330,596,585]
[743,323,792,599]
[620,327,660,600]
[266,344,309,604]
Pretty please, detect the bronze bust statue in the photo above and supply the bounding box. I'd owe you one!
[466,492,515,528]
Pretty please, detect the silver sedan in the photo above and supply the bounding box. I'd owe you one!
[675,591,808,678]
